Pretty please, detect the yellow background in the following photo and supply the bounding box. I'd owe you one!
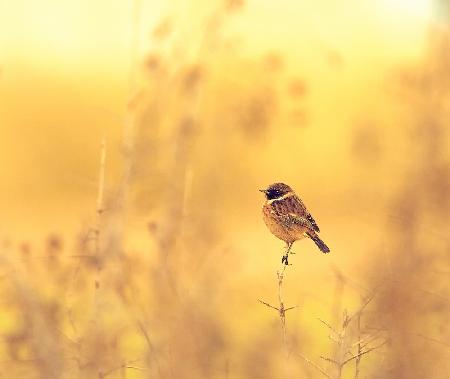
[0,1,449,378]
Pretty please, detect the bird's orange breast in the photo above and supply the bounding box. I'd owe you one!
[262,202,308,244]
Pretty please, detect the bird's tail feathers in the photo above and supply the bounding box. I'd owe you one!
[306,231,330,254]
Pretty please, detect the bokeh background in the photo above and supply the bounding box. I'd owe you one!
[1,1,449,378]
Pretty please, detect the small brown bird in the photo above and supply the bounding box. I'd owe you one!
[260,182,330,264]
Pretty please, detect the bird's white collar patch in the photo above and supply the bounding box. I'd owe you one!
[267,191,295,204]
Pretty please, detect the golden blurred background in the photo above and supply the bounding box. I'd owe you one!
[0,1,449,378]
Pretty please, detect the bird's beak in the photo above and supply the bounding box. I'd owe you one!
[259,189,268,194]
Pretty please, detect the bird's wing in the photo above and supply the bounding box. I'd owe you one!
[292,196,320,233]
[306,213,320,233]
[277,213,315,231]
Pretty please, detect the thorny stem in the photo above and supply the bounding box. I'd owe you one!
[258,262,297,360]
[297,353,332,378]
[317,292,386,379]
[341,340,388,367]
[277,265,286,343]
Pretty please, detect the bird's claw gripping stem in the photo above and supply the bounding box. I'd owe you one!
[282,243,294,264]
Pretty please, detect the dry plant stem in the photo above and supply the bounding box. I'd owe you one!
[317,292,386,379]
[258,262,297,363]
[278,264,287,347]
[92,138,106,376]
[113,0,141,255]
[64,139,105,347]
[297,353,331,378]
[355,310,362,378]
[98,359,146,378]
[94,137,106,289]
[137,319,163,377]
[336,310,347,379]
[95,137,106,249]
[341,340,388,366]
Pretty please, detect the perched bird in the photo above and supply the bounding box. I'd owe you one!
[260,182,330,264]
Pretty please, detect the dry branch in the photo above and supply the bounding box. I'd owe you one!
[297,353,331,378]
[315,289,387,379]
[258,263,297,350]
[341,340,388,367]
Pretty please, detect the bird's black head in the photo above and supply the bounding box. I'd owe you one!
[259,183,293,200]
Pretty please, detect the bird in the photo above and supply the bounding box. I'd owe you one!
[260,182,330,265]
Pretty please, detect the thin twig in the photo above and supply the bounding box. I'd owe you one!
[320,355,339,366]
[352,333,380,348]
[94,137,106,258]
[257,299,279,311]
[354,310,362,378]
[99,359,147,378]
[317,317,338,334]
[137,320,163,377]
[297,353,332,378]
[346,291,376,325]
[315,287,383,379]
[124,365,147,370]
[93,137,106,295]
[341,340,388,366]
[277,266,287,348]
[258,263,297,346]
[259,255,298,379]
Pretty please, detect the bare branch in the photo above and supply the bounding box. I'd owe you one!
[297,353,332,378]
[317,317,338,334]
[100,359,146,378]
[355,310,362,378]
[328,334,339,343]
[137,320,163,377]
[342,340,388,367]
[277,267,288,350]
[258,299,279,311]
[259,252,297,377]
[93,136,106,262]
[124,365,147,370]
[320,355,339,366]
[347,291,377,324]
[352,333,380,348]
